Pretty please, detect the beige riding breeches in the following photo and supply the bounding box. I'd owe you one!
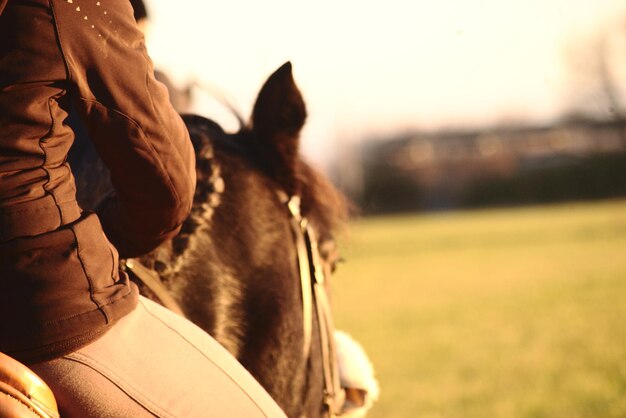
[30,296,286,418]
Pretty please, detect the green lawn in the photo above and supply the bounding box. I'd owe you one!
[331,199,626,418]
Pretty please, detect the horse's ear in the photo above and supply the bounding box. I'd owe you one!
[250,62,307,195]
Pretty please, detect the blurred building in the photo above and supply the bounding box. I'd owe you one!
[339,119,626,214]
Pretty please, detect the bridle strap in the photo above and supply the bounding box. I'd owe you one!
[306,219,345,416]
[284,195,314,360]
[279,191,345,417]
[122,259,186,317]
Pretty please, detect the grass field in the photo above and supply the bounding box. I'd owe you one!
[331,199,626,418]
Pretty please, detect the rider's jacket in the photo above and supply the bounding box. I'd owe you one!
[0,0,196,362]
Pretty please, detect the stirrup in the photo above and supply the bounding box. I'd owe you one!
[0,352,60,418]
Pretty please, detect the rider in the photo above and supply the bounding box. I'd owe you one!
[0,0,285,416]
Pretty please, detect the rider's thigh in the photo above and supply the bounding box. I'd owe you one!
[30,296,286,418]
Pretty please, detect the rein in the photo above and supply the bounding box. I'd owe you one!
[122,259,186,317]
[278,191,345,417]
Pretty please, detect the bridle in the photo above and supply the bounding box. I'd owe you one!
[123,190,345,417]
[277,191,345,418]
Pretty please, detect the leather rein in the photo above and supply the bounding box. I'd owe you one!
[123,191,344,417]
[122,259,185,317]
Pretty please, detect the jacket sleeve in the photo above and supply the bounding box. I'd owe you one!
[51,0,196,257]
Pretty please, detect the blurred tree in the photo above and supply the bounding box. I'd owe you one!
[564,14,626,122]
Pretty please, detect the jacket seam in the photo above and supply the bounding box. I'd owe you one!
[78,96,182,208]
[49,0,73,85]
[38,285,134,328]
[47,0,76,227]
[141,49,191,203]
[39,94,67,225]
[70,224,110,323]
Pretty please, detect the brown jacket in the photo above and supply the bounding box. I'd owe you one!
[0,0,196,362]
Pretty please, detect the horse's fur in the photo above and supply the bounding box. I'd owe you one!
[70,62,349,418]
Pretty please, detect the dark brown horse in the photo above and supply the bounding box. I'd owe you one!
[70,62,357,418]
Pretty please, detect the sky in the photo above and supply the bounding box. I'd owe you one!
[144,0,626,170]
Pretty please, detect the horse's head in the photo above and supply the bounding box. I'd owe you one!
[166,62,348,280]
[147,62,350,417]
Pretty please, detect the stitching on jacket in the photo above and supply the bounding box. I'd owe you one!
[38,93,68,227]
[38,284,135,328]
[78,97,182,209]
[49,0,73,84]
[141,51,192,204]
[69,221,110,322]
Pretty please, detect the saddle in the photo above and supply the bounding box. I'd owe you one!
[0,352,59,418]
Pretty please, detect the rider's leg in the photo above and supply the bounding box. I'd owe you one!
[29,296,286,418]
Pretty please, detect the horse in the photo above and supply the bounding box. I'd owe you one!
[69,62,376,418]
